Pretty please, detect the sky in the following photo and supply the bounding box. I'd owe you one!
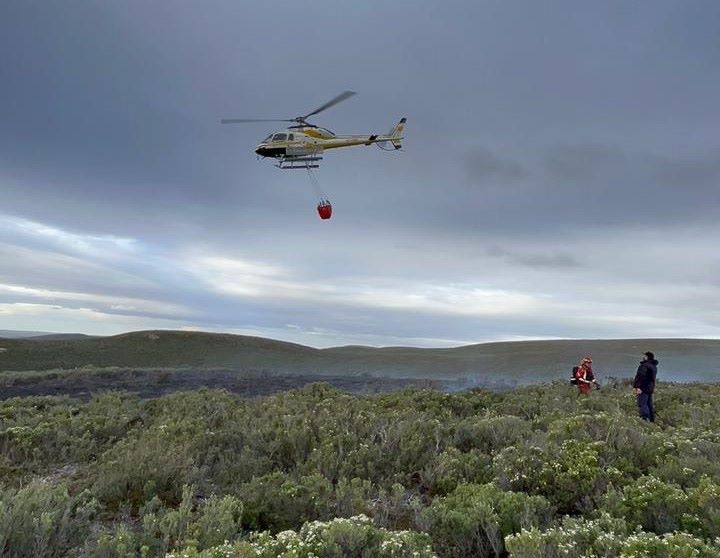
[1,0,719,347]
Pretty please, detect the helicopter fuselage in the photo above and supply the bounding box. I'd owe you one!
[255,120,405,160]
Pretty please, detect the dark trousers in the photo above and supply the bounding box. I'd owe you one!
[637,392,655,422]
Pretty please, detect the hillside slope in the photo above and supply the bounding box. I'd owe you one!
[2,330,719,384]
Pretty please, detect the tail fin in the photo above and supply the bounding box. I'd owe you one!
[387,117,406,149]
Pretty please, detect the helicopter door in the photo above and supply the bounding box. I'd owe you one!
[286,137,322,157]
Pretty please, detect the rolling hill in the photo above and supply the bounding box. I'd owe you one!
[1,330,719,385]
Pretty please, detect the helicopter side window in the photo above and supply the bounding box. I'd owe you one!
[288,133,294,141]
[272,133,287,142]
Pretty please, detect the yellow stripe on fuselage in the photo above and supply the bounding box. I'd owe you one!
[321,138,373,150]
[301,129,333,139]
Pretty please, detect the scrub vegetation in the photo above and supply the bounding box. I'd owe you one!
[1,381,719,557]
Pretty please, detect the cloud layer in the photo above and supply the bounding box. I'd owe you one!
[1,1,719,346]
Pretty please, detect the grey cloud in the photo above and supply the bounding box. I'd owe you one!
[465,148,528,185]
[545,144,626,180]
[487,246,582,269]
[653,153,720,190]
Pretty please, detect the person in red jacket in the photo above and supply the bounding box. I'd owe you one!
[574,356,600,395]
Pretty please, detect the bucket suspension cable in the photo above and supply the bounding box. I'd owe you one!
[306,166,327,200]
[306,166,332,220]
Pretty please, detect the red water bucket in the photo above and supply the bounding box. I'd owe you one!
[317,201,332,220]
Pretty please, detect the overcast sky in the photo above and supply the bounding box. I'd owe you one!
[1,1,719,347]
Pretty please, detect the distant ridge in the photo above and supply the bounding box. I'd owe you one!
[0,329,56,339]
[1,330,719,384]
[0,331,96,341]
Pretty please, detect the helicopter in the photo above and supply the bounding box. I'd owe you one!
[221,91,406,169]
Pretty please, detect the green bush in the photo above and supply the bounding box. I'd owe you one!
[422,483,552,557]
[91,429,201,510]
[0,393,142,483]
[506,514,720,558]
[505,513,629,558]
[370,483,424,531]
[86,524,138,558]
[494,439,613,513]
[84,484,243,557]
[421,447,493,496]
[687,476,720,539]
[237,472,334,531]
[602,475,690,535]
[602,474,720,539]
[332,477,375,519]
[453,415,532,454]
[168,515,437,558]
[620,531,720,558]
[0,480,97,558]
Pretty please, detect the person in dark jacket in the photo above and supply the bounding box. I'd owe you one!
[633,351,658,422]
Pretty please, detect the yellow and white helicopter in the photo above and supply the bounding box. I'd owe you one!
[221,91,406,169]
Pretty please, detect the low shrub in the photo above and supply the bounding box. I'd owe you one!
[422,483,552,557]
[0,480,97,558]
[167,515,437,558]
[506,513,720,558]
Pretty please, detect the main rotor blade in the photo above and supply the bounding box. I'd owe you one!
[220,118,294,124]
[301,90,356,120]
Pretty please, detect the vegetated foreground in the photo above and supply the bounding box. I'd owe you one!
[1,381,720,557]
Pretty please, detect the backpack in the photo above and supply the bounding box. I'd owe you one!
[569,365,581,385]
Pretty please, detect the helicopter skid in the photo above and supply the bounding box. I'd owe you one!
[277,163,320,170]
[282,156,323,163]
[276,155,323,170]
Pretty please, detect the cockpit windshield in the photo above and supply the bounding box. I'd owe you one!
[262,134,273,143]
[272,133,287,142]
